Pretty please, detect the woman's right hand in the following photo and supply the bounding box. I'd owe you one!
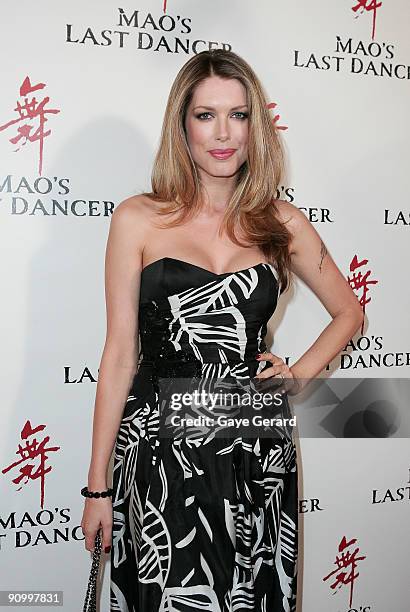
[81,497,113,554]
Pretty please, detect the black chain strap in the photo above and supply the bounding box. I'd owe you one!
[83,530,102,611]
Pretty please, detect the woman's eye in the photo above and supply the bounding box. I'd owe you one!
[195,112,249,120]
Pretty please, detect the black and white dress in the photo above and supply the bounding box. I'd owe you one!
[110,257,298,612]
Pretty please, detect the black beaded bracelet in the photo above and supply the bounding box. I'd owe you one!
[81,486,113,499]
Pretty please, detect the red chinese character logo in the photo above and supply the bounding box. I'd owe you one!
[348,254,378,335]
[0,76,60,176]
[352,0,382,40]
[323,535,367,607]
[267,102,288,131]
[2,420,61,509]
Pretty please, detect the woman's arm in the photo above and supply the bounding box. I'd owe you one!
[87,196,147,490]
[281,201,363,386]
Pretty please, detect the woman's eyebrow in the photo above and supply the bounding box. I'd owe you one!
[192,104,248,111]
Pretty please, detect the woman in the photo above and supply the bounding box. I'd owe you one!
[81,49,363,611]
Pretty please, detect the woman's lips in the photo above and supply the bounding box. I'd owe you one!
[208,149,236,160]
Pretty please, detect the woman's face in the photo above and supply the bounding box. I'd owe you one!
[184,76,249,181]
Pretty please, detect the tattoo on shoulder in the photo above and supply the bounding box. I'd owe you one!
[319,241,328,272]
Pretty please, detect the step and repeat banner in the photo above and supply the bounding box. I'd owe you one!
[1,1,409,610]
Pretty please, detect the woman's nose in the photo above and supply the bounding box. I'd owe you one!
[215,118,230,140]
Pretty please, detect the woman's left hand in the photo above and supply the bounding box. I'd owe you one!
[254,351,298,393]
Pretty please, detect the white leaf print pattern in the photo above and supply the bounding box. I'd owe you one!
[110,262,297,611]
[138,500,172,588]
[159,585,222,612]
[231,564,255,610]
[167,270,260,362]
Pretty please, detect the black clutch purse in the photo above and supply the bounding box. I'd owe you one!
[83,530,102,611]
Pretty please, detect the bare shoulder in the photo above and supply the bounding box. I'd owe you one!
[274,199,362,319]
[273,199,309,255]
[110,194,165,243]
[274,198,326,257]
[113,193,159,224]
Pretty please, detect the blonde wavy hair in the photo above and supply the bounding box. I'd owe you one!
[142,49,293,293]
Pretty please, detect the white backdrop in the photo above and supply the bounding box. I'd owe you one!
[0,1,409,610]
